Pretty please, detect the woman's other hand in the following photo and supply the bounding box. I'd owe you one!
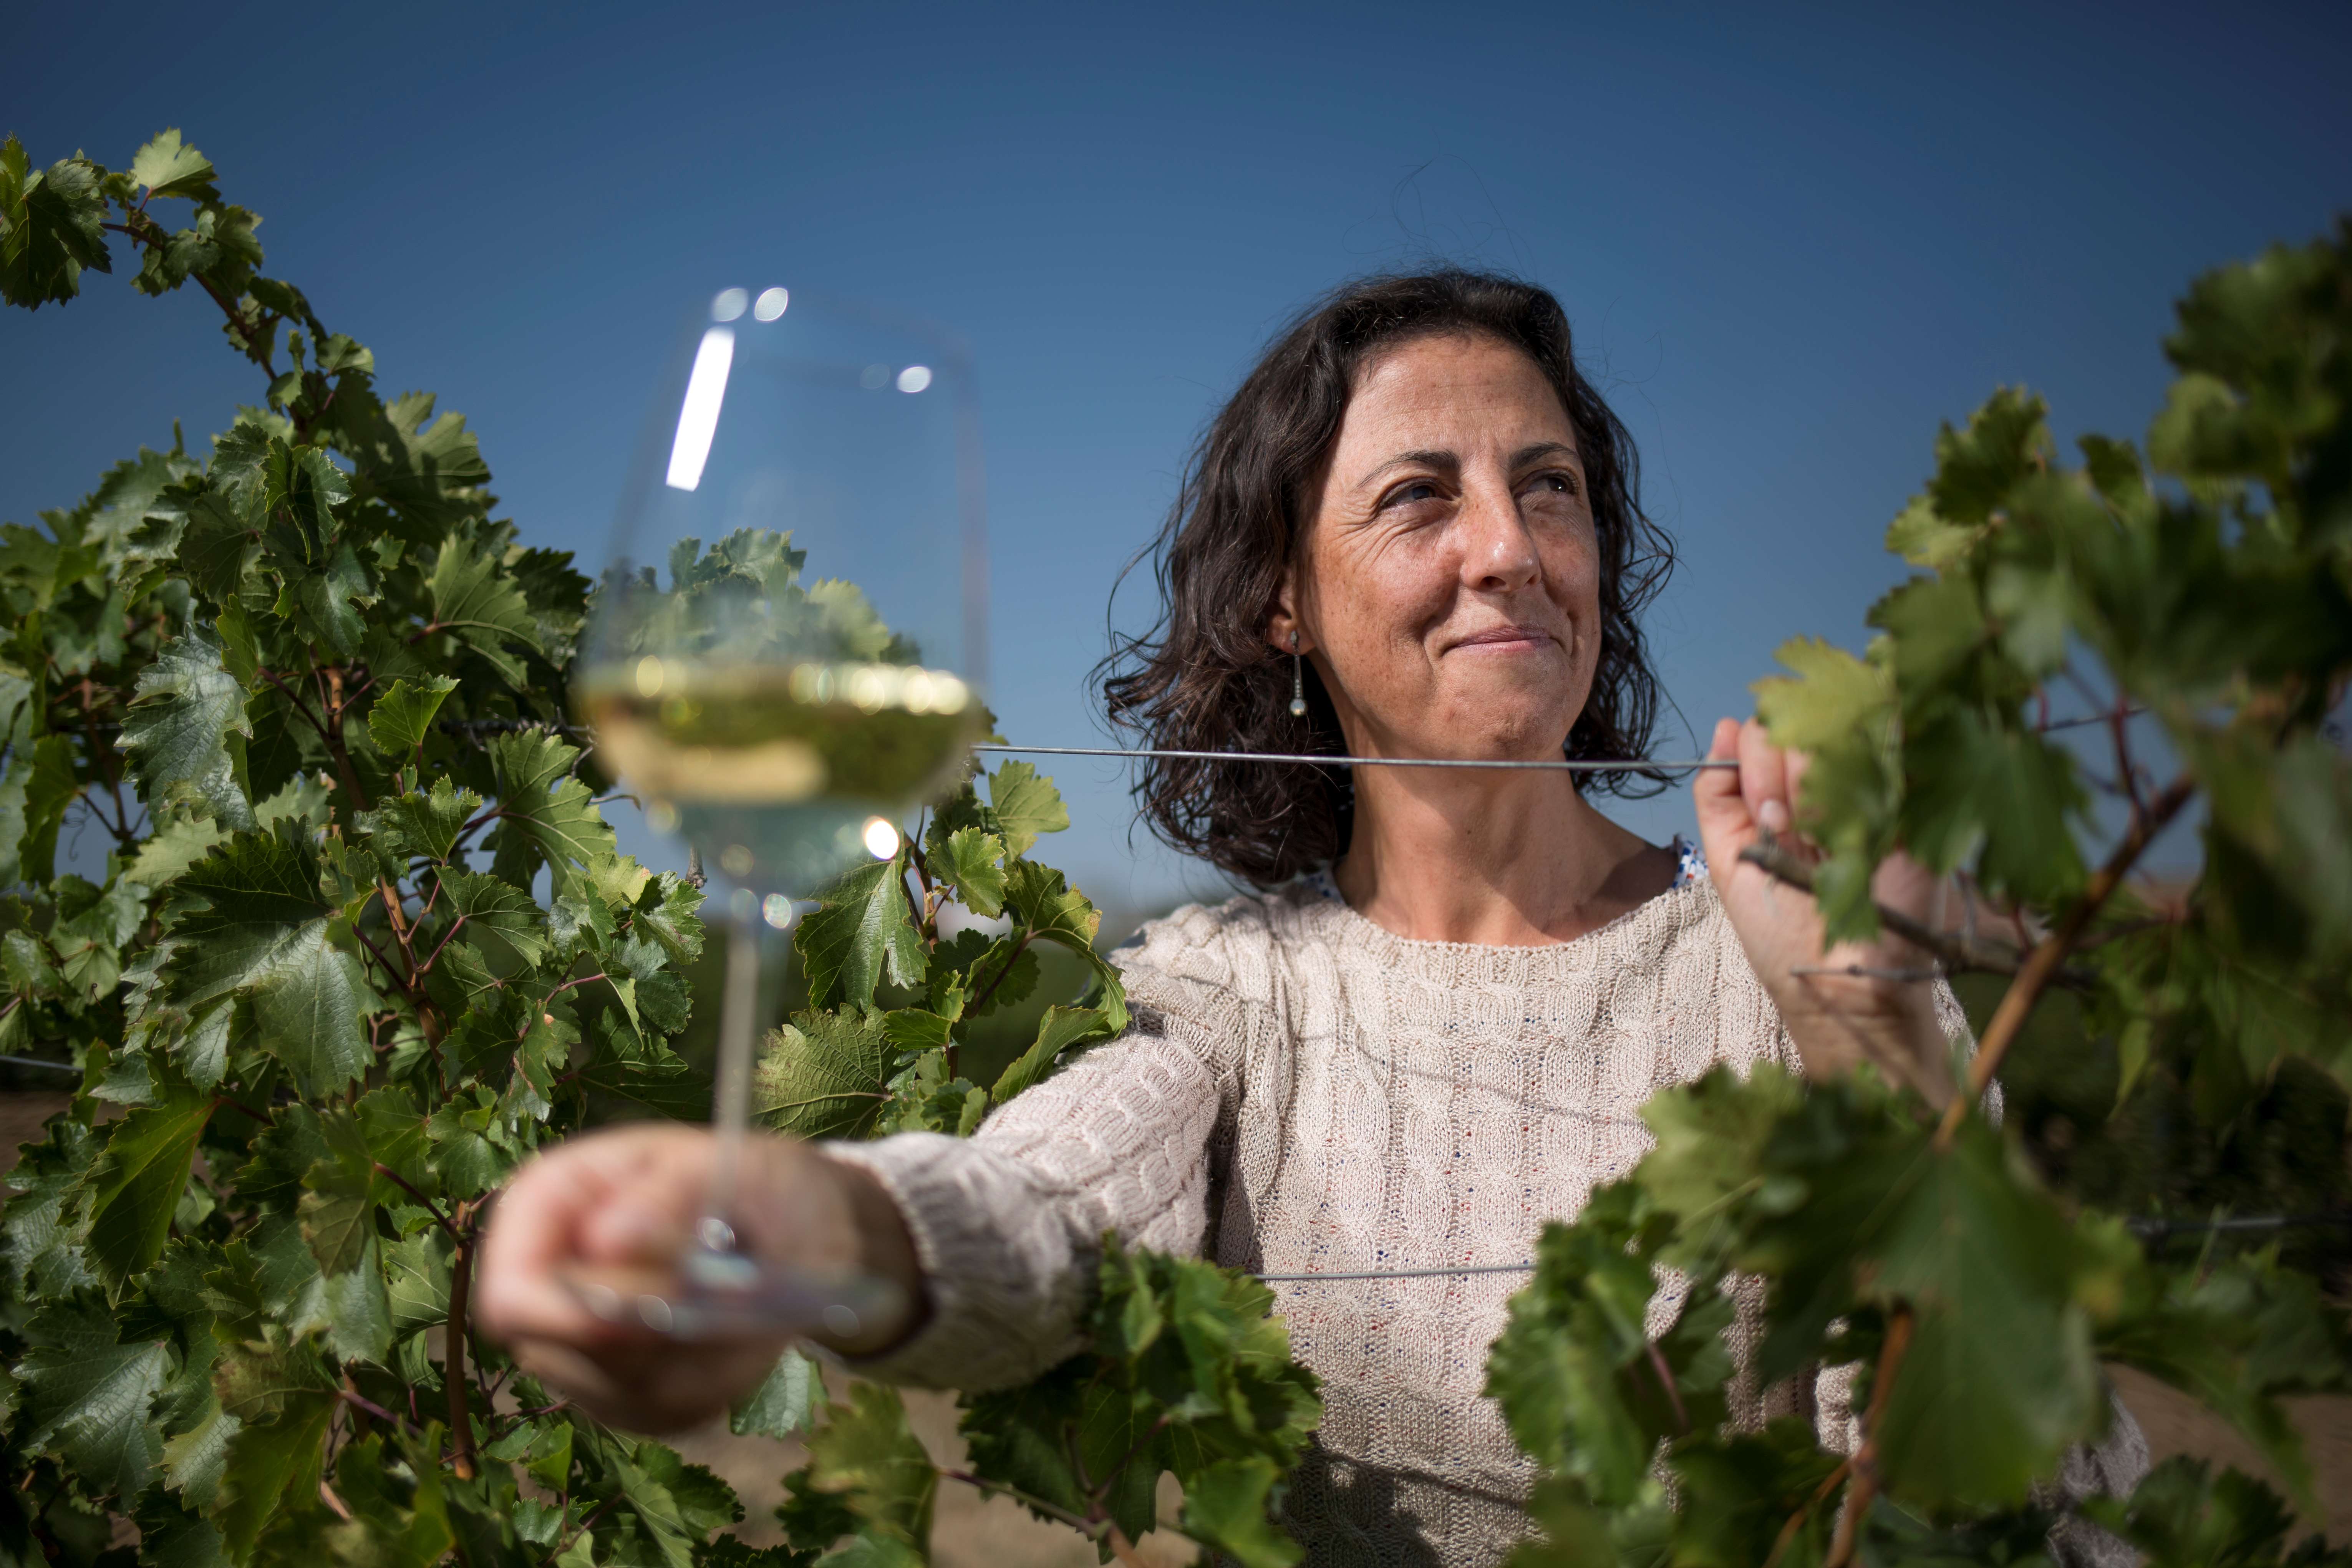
[475,1124,924,1432]
[1693,716,1956,1109]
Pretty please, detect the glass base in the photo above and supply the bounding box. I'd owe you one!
[560,1245,906,1341]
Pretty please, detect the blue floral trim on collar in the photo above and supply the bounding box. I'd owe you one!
[1300,836,1706,904]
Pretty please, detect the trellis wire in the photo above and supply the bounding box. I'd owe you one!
[2,1047,2337,1268]
[972,743,1734,772]
[1248,1212,2352,1284]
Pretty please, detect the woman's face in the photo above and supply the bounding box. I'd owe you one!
[1286,332,1602,762]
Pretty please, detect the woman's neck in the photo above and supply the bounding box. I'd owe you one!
[1331,766,1675,946]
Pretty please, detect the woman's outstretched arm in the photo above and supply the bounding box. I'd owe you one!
[475,1010,1227,1425]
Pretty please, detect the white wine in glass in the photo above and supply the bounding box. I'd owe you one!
[569,285,984,1337]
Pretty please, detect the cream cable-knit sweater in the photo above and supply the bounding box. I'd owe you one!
[830,872,2146,1565]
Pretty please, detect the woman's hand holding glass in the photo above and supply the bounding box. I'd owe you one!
[476,1125,925,1432]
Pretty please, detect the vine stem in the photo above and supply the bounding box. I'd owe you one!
[936,1470,1098,1536]
[1932,773,2193,1150]
[1762,1455,1853,1568]
[1824,1304,1914,1568]
[446,1200,479,1479]
[1737,839,2067,986]
[373,1162,462,1245]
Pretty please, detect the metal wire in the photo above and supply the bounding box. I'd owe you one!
[0,1055,78,1072]
[1256,1215,2352,1283]
[1256,1262,1537,1283]
[973,744,1734,772]
[2127,1213,2351,1240]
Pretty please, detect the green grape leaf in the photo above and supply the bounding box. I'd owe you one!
[1662,1422,1848,1568]
[0,139,111,308]
[137,1496,230,1568]
[278,537,376,657]
[1004,860,1127,1031]
[341,392,493,536]
[2097,1247,2340,1510]
[383,1232,451,1334]
[879,1007,955,1053]
[575,1043,708,1122]
[962,1243,1319,1557]
[1180,1457,1300,1568]
[158,1402,241,1509]
[81,1062,214,1285]
[1636,1061,1806,1265]
[214,1327,337,1424]
[2079,1456,2340,1568]
[1483,1192,1675,1506]
[0,734,76,886]
[487,729,616,890]
[117,625,256,830]
[436,868,550,968]
[731,1349,823,1441]
[363,776,484,866]
[753,1010,895,1141]
[320,1430,457,1568]
[1884,494,1982,570]
[933,827,1006,919]
[14,1290,171,1498]
[126,811,230,891]
[1865,1122,2104,1509]
[796,852,926,1008]
[630,869,707,965]
[985,761,1069,856]
[787,1384,936,1548]
[427,532,540,685]
[212,1390,335,1560]
[366,675,459,757]
[1925,387,2050,525]
[990,1003,1116,1104]
[175,489,263,604]
[130,129,220,200]
[600,1439,744,1568]
[2,1116,98,1299]
[1752,635,1894,755]
[159,822,370,1095]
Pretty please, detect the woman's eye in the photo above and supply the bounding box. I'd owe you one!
[1386,480,1440,508]
[1532,471,1580,497]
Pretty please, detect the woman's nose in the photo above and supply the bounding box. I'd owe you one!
[1457,478,1539,590]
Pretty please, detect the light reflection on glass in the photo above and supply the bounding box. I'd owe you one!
[895,365,932,393]
[753,286,789,321]
[711,287,749,322]
[664,328,736,491]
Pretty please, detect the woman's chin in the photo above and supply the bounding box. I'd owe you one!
[1398,705,1582,763]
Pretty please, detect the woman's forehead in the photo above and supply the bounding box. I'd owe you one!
[1339,335,1577,467]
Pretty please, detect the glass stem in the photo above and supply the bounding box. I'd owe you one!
[703,906,763,1250]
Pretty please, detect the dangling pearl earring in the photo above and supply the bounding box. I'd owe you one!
[1288,631,1308,718]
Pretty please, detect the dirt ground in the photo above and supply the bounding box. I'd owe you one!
[5,1088,2344,1558]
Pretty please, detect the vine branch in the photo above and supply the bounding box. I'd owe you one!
[1934,773,2195,1149]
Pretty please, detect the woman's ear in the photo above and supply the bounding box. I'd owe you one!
[1266,573,1310,656]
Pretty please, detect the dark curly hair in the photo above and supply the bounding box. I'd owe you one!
[1094,268,1676,888]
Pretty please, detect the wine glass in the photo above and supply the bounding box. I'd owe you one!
[568,284,985,1338]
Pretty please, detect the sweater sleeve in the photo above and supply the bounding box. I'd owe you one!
[818,1004,1229,1391]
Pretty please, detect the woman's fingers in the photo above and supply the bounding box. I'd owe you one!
[477,1125,712,1346]
[1736,718,1792,836]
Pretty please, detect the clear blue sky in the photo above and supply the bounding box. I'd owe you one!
[7,0,2347,923]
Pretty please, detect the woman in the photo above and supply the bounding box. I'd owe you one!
[478,272,2143,1564]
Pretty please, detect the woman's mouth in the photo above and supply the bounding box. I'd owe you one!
[1448,624,1555,653]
